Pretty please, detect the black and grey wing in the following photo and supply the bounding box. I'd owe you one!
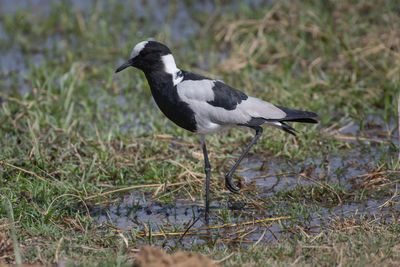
[176,72,318,134]
[206,81,248,110]
[176,77,283,127]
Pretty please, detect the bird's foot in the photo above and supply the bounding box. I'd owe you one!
[225,175,241,194]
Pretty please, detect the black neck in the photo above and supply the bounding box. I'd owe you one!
[144,70,174,94]
[141,69,197,132]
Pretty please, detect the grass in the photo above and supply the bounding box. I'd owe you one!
[209,220,400,266]
[0,0,399,266]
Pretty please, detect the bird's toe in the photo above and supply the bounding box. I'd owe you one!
[225,175,241,194]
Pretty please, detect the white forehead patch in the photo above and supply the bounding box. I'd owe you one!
[130,41,148,58]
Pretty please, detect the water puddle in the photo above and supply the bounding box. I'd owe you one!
[241,146,382,196]
[93,194,204,231]
[91,192,288,246]
[91,112,398,247]
[329,114,398,144]
[91,185,398,247]
[91,132,398,247]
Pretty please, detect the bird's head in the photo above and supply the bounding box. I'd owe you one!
[115,41,173,73]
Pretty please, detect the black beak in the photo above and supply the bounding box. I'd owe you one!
[115,59,133,73]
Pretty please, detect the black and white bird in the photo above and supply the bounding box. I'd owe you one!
[115,41,319,221]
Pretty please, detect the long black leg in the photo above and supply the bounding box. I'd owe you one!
[225,126,263,193]
[200,135,211,222]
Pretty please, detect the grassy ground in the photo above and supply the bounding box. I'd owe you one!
[0,0,399,266]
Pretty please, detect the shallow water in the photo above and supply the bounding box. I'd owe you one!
[91,140,398,247]
[91,188,398,247]
[90,109,398,246]
[93,194,204,231]
[242,146,381,196]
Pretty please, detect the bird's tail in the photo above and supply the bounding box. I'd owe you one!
[276,106,319,123]
[274,105,319,136]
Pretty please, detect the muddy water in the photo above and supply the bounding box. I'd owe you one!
[91,178,397,247]
[91,114,398,246]
[243,146,380,196]
[94,194,204,231]
[91,138,398,247]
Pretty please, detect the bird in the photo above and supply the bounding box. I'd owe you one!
[115,41,319,221]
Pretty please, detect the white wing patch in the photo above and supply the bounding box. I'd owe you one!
[130,41,148,58]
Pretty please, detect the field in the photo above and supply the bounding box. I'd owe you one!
[0,0,399,266]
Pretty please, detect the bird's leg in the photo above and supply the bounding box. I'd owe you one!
[200,135,211,222]
[225,126,263,193]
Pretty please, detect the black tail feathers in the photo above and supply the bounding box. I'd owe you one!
[276,105,319,124]
[276,105,319,135]
[280,121,297,136]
